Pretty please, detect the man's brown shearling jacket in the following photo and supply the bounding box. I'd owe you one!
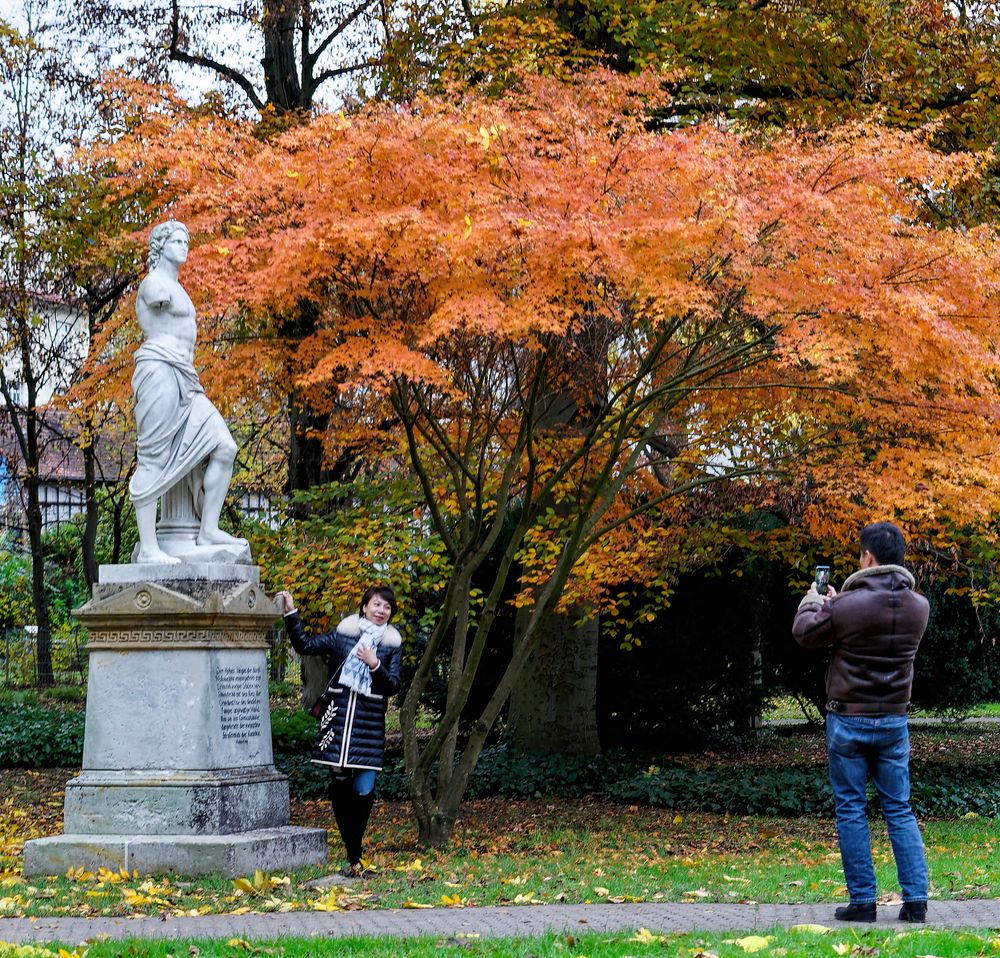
[792,564,930,715]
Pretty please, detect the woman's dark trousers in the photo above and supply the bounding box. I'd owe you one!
[329,770,377,865]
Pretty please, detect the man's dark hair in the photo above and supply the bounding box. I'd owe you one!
[360,585,398,620]
[860,521,906,566]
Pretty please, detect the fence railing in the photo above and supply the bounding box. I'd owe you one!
[0,626,301,689]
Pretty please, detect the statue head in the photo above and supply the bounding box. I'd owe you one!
[148,220,190,270]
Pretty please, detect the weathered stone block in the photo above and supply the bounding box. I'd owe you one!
[82,646,274,770]
[23,827,328,878]
[63,770,291,835]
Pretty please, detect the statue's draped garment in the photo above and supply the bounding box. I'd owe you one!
[128,339,233,510]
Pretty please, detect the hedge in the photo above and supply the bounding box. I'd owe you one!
[276,741,1000,819]
[9,707,1000,821]
[0,707,85,767]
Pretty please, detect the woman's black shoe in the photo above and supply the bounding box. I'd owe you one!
[834,902,877,922]
[899,901,927,923]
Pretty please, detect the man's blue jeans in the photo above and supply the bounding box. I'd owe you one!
[826,712,928,904]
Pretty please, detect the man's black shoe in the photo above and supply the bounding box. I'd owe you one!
[834,903,877,922]
[899,901,927,923]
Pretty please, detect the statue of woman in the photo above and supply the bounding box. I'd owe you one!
[129,220,248,564]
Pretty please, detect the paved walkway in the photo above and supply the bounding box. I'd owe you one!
[4,900,1000,943]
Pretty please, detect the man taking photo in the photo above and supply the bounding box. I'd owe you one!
[793,521,930,924]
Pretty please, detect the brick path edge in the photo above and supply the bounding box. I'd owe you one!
[3,900,1000,944]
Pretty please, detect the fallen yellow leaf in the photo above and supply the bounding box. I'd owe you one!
[630,928,666,943]
[311,890,343,912]
[790,924,832,934]
[723,935,771,953]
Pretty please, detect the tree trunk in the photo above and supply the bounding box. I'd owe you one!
[287,388,329,497]
[81,417,99,589]
[282,300,333,500]
[420,811,456,849]
[504,312,609,753]
[508,607,601,754]
[111,490,125,565]
[300,654,328,710]
[262,0,305,112]
[408,752,461,848]
[23,453,52,685]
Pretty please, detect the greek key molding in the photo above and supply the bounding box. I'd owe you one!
[87,628,270,650]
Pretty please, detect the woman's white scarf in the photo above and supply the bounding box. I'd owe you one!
[339,616,387,697]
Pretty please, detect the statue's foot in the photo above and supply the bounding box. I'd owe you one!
[197,528,249,548]
[136,548,181,565]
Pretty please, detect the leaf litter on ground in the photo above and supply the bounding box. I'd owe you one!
[6,724,1000,916]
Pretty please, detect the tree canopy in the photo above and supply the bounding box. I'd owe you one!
[81,67,1000,839]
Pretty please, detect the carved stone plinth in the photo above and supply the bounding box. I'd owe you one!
[22,567,328,878]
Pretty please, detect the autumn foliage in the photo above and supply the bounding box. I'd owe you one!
[92,72,1000,521]
[86,69,1000,842]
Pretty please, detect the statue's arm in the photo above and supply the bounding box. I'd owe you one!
[135,276,175,338]
[137,275,172,311]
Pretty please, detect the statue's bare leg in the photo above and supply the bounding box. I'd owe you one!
[196,443,248,547]
[134,500,181,564]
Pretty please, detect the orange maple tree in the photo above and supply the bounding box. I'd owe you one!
[87,70,1000,843]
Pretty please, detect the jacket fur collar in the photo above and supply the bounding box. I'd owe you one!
[841,564,915,592]
[337,612,402,648]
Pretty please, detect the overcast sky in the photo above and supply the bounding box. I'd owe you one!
[0,0,25,25]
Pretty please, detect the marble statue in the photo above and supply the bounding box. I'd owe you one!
[129,220,249,564]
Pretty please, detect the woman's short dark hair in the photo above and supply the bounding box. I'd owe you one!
[360,585,398,620]
[860,521,906,566]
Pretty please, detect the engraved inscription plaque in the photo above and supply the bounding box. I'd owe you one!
[216,664,264,742]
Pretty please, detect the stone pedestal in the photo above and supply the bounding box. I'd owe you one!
[23,565,328,878]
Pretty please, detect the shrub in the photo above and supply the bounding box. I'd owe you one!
[270,708,317,754]
[280,745,1000,821]
[269,680,300,701]
[599,548,803,750]
[274,753,329,799]
[43,685,86,705]
[0,707,84,766]
[0,689,39,708]
[911,582,1000,714]
[0,552,30,628]
[606,763,834,815]
[463,745,631,799]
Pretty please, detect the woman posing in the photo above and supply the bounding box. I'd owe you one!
[275,585,402,877]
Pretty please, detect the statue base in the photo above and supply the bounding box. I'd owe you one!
[22,568,328,878]
[23,828,326,879]
[129,540,253,566]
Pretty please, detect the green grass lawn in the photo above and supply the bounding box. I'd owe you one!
[6,928,1000,958]
[5,773,1000,918]
[5,725,1000,919]
[762,696,1000,723]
